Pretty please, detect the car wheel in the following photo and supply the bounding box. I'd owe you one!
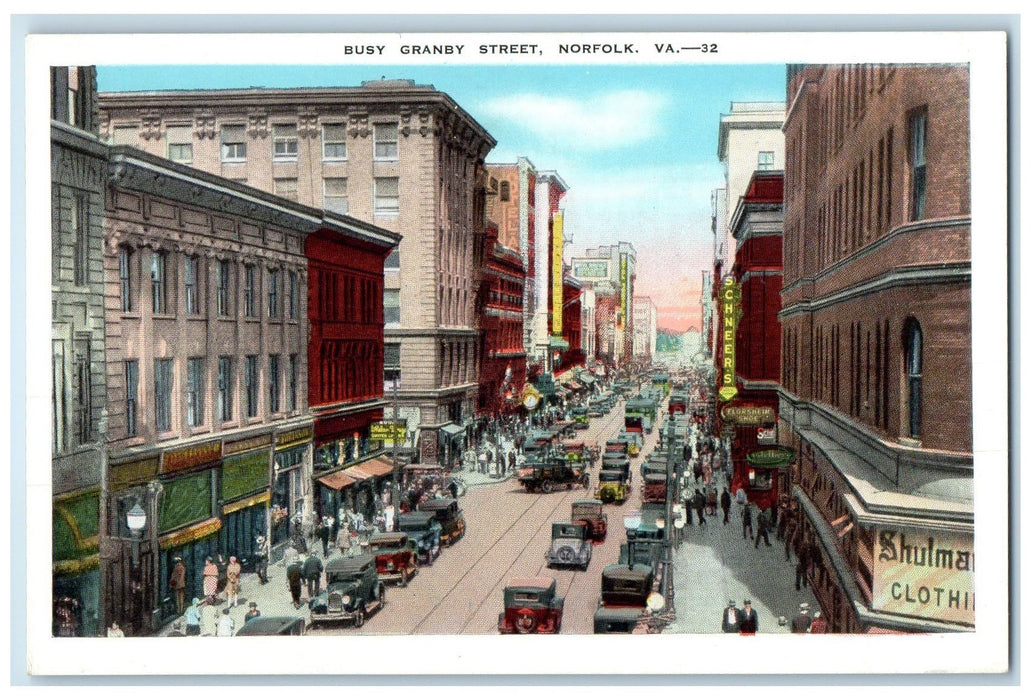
[354,604,365,628]
[541,480,554,494]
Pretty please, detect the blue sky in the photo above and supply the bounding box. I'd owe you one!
[97,63,786,329]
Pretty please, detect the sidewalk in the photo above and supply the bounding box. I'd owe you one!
[665,471,821,634]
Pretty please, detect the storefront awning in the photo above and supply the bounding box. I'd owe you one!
[317,471,356,491]
[439,423,466,438]
[347,456,396,479]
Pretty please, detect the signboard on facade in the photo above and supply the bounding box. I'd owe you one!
[757,427,776,445]
[745,446,795,469]
[718,277,742,402]
[276,426,313,450]
[552,212,564,335]
[370,421,407,444]
[161,439,222,474]
[224,433,273,457]
[721,405,776,425]
[619,253,628,329]
[872,527,975,626]
[110,456,160,492]
[573,261,609,279]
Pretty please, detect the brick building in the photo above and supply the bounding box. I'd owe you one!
[780,64,972,633]
[98,80,495,466]
[570,243,637,367]
[554,274,584,374]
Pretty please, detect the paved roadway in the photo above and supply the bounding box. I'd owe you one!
[308,397,665,636]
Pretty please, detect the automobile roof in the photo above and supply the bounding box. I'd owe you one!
[507,576,557,591]
[235,616,305,635]
[370,532,409,545]
[419,497,458,510]
[399,511,436,525]
[602,564,654,581]
[325,553,375,574]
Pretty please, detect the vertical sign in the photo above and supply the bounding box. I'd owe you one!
[552,212,564,336]
[718,277,742,402]
[619,253,628,329]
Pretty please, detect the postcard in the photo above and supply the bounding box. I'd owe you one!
[22,25,1009,677]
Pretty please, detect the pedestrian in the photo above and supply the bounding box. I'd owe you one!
[739,599,758,634]
[721,599,742,633]
[216,607,235,637]
[735,486,747,505]
[303,551,324,599]
[706,486,717,515]
[226,555,242,607]
[200,600,218,637]
[106,621,125,638]
[791,603,812,633]
[693,461,703,483]
[742,503,754,540]
[336,525,352,555]
[720,488,732,525]
[317,516,331,558]
[184,598,202,636]
[244,601,261,623]
[808,611,828,633]
[784,523,795,563]
[216,553,228,595]
[754,508,772,548]
[283,541,299,568]
[202,556,219,604]
[693,489,706,525]
[255,535,269,585]
[170,556,187,614]
[286,559,304,609]
[795,538,811,591]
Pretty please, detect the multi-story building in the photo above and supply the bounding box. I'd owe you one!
[780,64,972,633]
[555,274,584,375]
[632,296,658,364]
[51,66,107,638]
[533,172,570,367]
[98,80,496,465]
[580,288,597,366]
[570,242,637,365]
[725,171,784,513]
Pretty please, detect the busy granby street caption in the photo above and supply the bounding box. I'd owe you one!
[333,42,692,56]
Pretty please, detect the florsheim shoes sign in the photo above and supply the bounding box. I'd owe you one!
[718,277,742,402]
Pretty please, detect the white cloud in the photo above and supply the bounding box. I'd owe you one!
[479,90,668,150]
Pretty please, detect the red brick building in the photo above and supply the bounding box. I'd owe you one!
[780,64,972,633]
[723,172,784,512]
[478,220,527,415]
[554,274,585,374]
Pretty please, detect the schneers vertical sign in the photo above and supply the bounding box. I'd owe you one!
[718,276,742,402]
[552,212,564,336]
[619,253,628,328]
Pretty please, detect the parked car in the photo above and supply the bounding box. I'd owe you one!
[642,472,668,504]
[546,522,593,570]
[517,460,589,493]
[593,563,654,634]
[235,616,306,636]
[418,497,466,546]
[399,511,442,565]
[309,553,385,627]
[369,531,419,586]
[571,499,608,543]
[497,577,564,634]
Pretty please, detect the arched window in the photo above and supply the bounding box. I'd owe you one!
[904,319,923,440]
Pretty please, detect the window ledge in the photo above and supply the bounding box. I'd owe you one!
[120,312,141,320]
[188,426,211,436]
[152,314,176,321]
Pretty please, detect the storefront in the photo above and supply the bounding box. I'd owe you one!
[315,469,356,539]
[438,423,466,469]
[219,434,273,566]
[272,426,313,553]
[53,488,101,637]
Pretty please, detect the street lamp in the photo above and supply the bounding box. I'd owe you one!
[126,502,146,567]
[623,513,641,571]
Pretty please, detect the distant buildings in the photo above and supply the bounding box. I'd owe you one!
[632,296,658,363]
[570,242,637,367]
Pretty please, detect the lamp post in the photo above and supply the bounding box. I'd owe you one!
[623,513,641,571]
[125,500,146,635]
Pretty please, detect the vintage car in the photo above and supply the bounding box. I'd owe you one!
[418,497,466,546]
[497,577,564,634]
[668,392,688,416]
[642,472,668,504]
[546,521,593,570]
[235,616,307,636]
[571,406,590,429]
[617,430,643,456]
[587,399,606,417]
[560,440,592,466]
[593,563,656,633]
[633,502,668,542]
[595,469,630,505]
[604,440,629,457]
[309,553,385,627]
[517,460,589,493]
[618,540,664,569]
[369,531,419,586]
[398,511,442,564]
[548,421,576,441]
[571,499,608,543]
[521,431,554,458]
[593,606,642,634]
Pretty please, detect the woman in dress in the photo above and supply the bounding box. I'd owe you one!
[202,556,219,604]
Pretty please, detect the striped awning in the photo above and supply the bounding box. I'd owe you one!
[317,471,356,491]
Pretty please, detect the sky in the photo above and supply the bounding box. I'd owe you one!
[97,63,787,333]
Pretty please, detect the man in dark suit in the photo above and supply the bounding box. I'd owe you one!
[791,603,812,633]
[721,599,742,633]
[720,488,732,525]
[302,552,324,599]
[739,599,758,634]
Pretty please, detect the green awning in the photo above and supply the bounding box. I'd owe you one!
[439,423,466,438]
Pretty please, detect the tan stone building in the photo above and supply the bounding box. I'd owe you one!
[99,81,496,462]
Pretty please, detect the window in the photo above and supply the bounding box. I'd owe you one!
[166,125,193,163]
[66,68,80,127]
[384,342,401,389]
[273,124,298,161]
[220,125,246,162]
[274,178,298,202]
[269,355,281,414]
[384,248,400,270]
[323,123,347,160]
[288,354,299,411]
[374,123,398,161]
[218,356,233,422]
[288,271,298,319]
[217,259,232,316]
[151,251,167,314]
[904,320,923,440]
[125,360,138,437]
[52,340,66,453]
[268,269,280,318]
[244,264,257,317]
[74,340,91,445]
[154,358,173,433]
[384,289,400,326]
[184,255,200,314]
[499,181,511,202]
[323,178,348,215]
[375,177,399,215]
[909,110,927,220]
[112,125,138,147]
[72,192,88,286]
[758,151,775,171]
[187,357,204,427]
[245,355,259,418]
[119,247,133,312]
